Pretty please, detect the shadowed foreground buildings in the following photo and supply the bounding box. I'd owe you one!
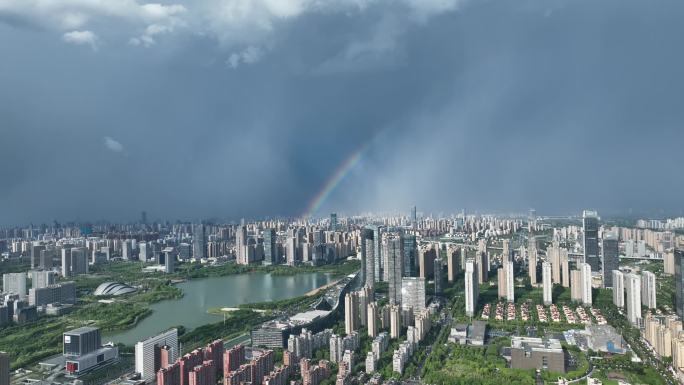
[0,352,8,385]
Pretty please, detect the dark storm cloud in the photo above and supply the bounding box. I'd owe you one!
[1,0,683,225]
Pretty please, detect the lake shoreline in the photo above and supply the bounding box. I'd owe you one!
[104,270,335,346]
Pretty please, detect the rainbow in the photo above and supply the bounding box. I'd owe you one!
[302,147,365,219]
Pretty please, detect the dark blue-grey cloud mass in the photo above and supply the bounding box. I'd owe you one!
[1,0,683,225]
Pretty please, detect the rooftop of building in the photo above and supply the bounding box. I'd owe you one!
[511,337,563,353]
[468,321,487,341]
[256,320,291,331]
[290,310,330,323]
[93,282,137,296]
[135,328,177,344]
[64,326,99,335]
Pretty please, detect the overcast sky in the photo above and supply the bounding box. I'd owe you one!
[1,0,683,225]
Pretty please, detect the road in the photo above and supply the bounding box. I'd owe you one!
[412,308,450,382]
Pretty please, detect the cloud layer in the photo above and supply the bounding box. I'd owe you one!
[1,0,683,224]
[0,0,464,47]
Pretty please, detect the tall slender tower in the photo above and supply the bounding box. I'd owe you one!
[477,239,488,284]
[236,225,247,264]
[465,259,478,317]
[330,213,338,232]
[560,248,570,288]
[549,241,561,284]
[502,239,512,263]
[505,261,514,303]
[263,228,277,265]
[675,250,684,317]
[447,247,460,283]
[570,269,582,302]
[367,302,378,338]
[580,262,592,306]
[542,262,552,305]
[384,236,403,306]
[583,210,600,271]
[625,273,642,326]
[371,226,384,282]
[612,270,624,307]
[497,267,507,300]
[528,236,537,285]
[389,305,401,339]
[402,235,418,277]
[641,271,657,309]
[192,224,206,260]
[602,233,619,288]
[344,292,359,335]
[362,230,375,291]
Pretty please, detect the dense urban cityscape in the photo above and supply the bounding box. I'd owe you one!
[0,211,683,385]
[2,0,683,384]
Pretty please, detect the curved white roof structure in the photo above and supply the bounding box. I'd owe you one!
[93,282,137,296]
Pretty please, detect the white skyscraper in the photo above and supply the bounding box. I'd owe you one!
[236,225,248,265]
[625,273,642,326]
[641,271,657,309]
[612,270,624,308]
[2,272,27,298]
[134,329,178,381]
[286,235,297,266]
[528,236,537,285]
[542,262,552,306]
[465,259,478,317]
[138,242,150,262]
[580,262,592,306]
[505,262,514,303]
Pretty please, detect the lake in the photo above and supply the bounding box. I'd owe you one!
[104,272,333,346]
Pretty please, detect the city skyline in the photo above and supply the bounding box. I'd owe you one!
[1,206,683,384]
[0,207,680,228]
